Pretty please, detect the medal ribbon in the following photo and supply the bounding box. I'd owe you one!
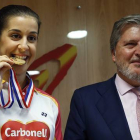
[0,69,34,108]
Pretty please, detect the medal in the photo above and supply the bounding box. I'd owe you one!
[0,69,34,108]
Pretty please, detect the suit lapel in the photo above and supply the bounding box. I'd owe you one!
[96,76,133,140]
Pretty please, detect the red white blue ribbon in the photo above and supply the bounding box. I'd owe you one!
[0,69,34,109]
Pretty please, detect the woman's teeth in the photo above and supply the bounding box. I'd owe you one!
[12,55,27,60]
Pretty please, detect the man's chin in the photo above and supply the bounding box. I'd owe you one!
[125,72,140,82]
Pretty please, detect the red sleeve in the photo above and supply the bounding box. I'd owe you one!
[55,104,63,140]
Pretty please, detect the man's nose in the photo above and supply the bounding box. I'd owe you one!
[135,44,140,56]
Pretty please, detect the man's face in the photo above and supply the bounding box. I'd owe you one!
[112,25,140,86]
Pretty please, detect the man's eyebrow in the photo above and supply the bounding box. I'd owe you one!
[124,40,137,43]
[8,29,38,34]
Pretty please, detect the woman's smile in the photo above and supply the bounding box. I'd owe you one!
[0,16,38,74]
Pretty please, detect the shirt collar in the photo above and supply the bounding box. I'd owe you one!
[115,74,134,96]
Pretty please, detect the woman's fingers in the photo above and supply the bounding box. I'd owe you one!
[0,62,12,74]
[0,55,14,77]
[0,61,12,69]
[0,61,12,91]
[0,55,14,65]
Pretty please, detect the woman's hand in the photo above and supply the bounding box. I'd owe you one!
[0,55,14,90]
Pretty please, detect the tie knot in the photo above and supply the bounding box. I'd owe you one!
[132,87,140,99]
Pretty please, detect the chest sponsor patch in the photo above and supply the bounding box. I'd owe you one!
[1,120,50,140]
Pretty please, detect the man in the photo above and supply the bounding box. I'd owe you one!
[64,14,140,140]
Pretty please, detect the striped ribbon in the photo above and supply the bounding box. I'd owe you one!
[0,69,34,109]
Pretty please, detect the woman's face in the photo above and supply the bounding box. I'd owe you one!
[0,16,38,74]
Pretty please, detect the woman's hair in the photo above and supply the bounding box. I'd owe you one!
[0,5,41,35]
[110,14,140,53]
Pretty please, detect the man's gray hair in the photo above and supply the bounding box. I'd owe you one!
[110,14,140,53]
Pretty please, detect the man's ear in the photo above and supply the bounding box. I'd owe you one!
[112,50,116,62]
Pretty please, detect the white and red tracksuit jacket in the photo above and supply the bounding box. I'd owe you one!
[0,84,63,140]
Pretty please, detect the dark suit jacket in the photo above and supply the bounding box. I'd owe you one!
[64,75,133,140]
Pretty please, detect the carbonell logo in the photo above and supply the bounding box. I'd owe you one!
[1,120,50,140]
[5,128,47,137]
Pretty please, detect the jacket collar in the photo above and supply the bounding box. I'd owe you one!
[96,75,133,140]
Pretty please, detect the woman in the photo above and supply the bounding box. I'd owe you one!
[0,5,62,140]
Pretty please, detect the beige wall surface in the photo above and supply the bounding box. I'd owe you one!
[1,0,140,135]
